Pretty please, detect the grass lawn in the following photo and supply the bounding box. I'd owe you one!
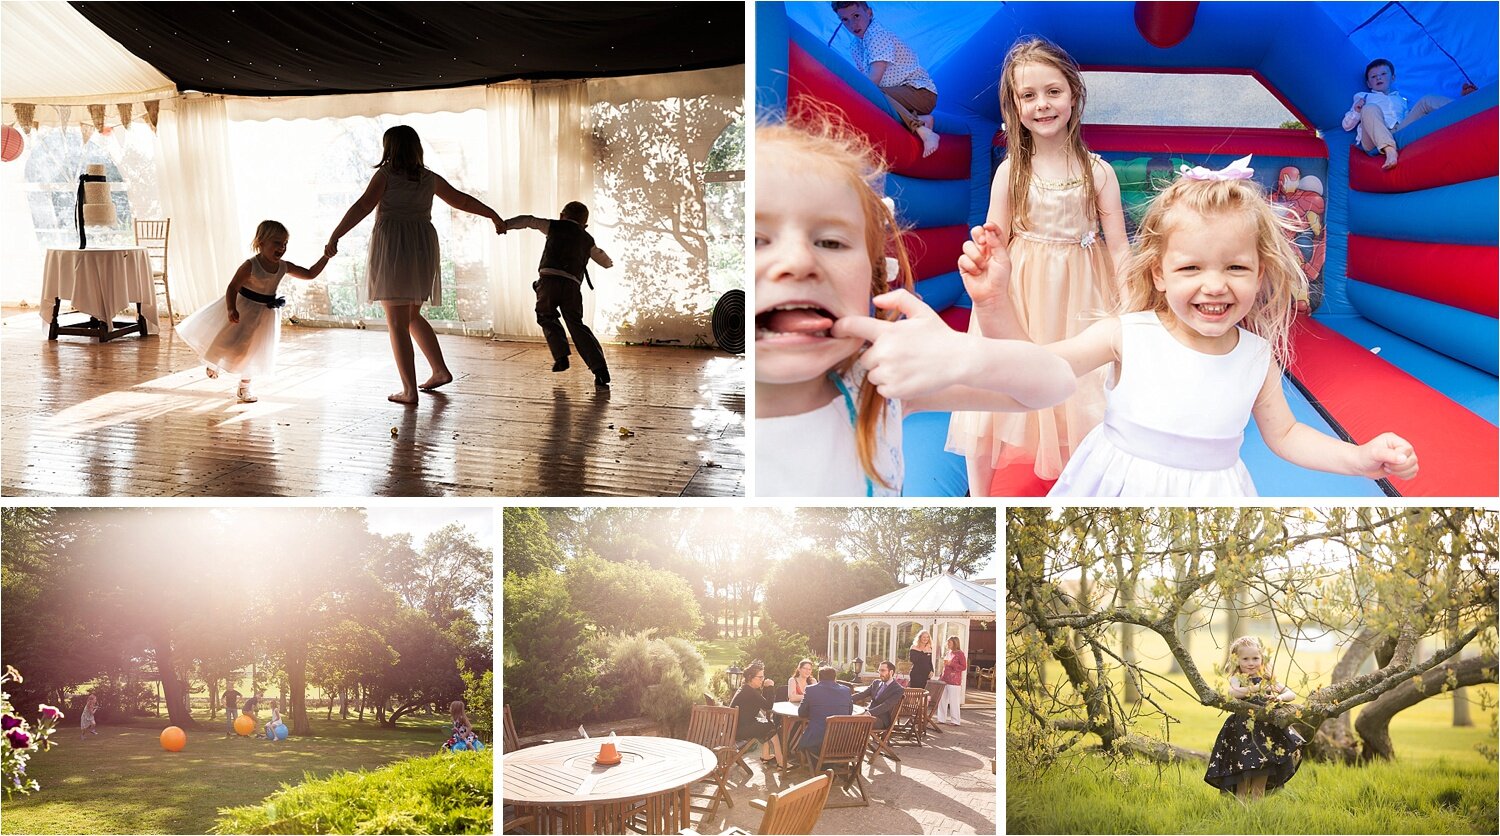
[1010,652,1499,833]
[696,639,740,668]
[1,716,465,835]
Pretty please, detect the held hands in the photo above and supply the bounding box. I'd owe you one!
[1355,432,1418,480]
[324,240,338,258]
[493,217,507,235]
[957,222,1011,309]
[830,289,970,400]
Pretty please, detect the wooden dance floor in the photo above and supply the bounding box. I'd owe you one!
[1,311,744,497]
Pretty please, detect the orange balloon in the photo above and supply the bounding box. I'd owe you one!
[233,714,254,736]
[160,726,186,752]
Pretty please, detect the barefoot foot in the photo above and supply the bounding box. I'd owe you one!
[419,370,454,391]
[1382,144,1399,170]
[205,366,219,379]
[388,391,419,405]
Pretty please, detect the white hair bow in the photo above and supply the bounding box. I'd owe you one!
[1179,154,1255,181]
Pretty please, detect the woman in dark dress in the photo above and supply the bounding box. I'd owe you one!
[1204,636,1304,799]
[729,661,784,764]
[908,629,935,688]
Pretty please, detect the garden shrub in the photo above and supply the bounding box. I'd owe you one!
[213,751,491,834]
[736,624,819,684]
[598,632,705,733]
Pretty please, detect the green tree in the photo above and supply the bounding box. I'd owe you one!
[502,508,566,578]
[564,553,702,637]
[763,550,898,650]
[502,570,597,732]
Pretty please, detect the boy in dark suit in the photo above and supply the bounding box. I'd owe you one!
[504,202,615,386]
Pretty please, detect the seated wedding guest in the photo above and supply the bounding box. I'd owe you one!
[797,666,854,752]
[730,662,783,764]
[787,659,816,703]
[908,629,935,688]
[852,660,905,729]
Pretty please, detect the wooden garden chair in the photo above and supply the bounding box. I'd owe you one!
[889,687,930,748]
[681,770,834,836]
[922,680,948,735]
[798,714,875,808]
[683,704,742,827]
[975,666,996,691]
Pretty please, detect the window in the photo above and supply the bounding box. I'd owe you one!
[227,110,493,329]
[21,123,161,249]
[867,623,891,671]
[1081,72,1300,128]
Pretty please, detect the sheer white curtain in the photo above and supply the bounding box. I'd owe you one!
[156,95,244,315]
[485,80,593,340]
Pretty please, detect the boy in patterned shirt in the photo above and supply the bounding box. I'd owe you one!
[832,1,941,156]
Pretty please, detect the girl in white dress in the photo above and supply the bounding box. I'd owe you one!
[177,220,328,403]
[324,126,505,405]
[755,119,1077,497]
[957,157,1420,497]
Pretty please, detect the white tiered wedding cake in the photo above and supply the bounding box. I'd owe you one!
[81,163,116,226]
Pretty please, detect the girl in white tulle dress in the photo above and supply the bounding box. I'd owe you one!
[177,220,328,403]
[960,158,1420,497]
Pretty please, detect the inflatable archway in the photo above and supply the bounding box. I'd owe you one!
[757,1,1497,497]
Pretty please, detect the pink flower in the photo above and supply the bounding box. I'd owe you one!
[0,714,20,731]
[38,704,63,721]
[6,728,31,748]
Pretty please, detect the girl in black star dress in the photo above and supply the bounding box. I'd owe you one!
[1204,636,1305,799]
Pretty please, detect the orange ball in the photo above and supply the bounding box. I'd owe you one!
[160,725,186,752]
[233,714,254,736]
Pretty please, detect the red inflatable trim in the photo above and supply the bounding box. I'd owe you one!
[904,225,970,282]
[1134,2,1199,49]
[789,41,967,180]
[937,305,970,333]
[994,123,1326,158]
[1287,318,1498,497]
[1347,234,1498,317]
[1349,107,1498,194]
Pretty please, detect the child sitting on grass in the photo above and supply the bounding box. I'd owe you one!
[444,700,481,751]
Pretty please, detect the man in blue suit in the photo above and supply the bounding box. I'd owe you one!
[796,665,854,752]
[852,660,905,729]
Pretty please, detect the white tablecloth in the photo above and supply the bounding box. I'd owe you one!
[41,247,160,336]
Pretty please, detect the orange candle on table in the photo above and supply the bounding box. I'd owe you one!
[599,741,618,762]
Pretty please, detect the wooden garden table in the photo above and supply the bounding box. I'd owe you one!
[770,700,866,770]
[502,736,716,834]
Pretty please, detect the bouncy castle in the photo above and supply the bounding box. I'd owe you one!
[757,1,1497,497]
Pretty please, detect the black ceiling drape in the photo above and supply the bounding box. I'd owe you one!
[71,1,744,97]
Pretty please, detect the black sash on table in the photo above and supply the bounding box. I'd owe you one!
[75,173,106,250]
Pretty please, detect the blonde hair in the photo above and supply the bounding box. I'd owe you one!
[757,116,915,489]
[252,220,289,251]
[999,38,1099,231]
[1225,635,1277,684]
[450,700,471,726]
[911,629,931,649]
[1119,176,1305,369]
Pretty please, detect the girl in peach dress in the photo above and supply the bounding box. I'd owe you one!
[946,38,1128,496]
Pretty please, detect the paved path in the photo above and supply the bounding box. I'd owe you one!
[713,709,997,835]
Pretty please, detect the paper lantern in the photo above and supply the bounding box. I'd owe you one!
[1,125,22,162]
